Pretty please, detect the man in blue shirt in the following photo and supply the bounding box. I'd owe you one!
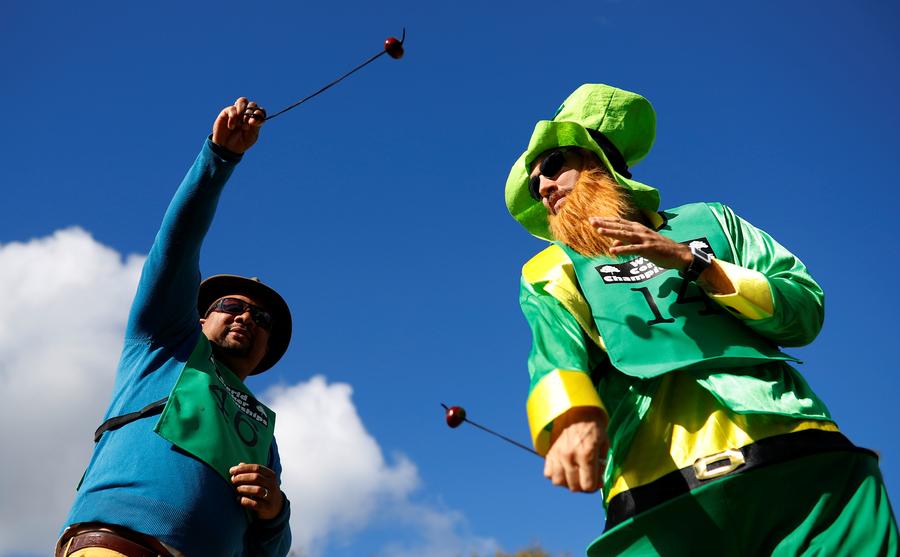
[56,97,292,557]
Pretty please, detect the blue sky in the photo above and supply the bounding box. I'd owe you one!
[2,1,899,555]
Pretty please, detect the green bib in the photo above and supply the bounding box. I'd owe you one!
[154,336,276,482]
[558,203,799,378]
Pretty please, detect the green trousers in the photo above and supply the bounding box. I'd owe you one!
[589,451,898,556]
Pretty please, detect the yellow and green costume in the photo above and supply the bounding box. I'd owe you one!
[507,84,898,556]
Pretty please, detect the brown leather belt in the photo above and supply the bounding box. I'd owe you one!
[58,524,174,557]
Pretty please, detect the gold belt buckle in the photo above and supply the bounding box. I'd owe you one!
[693,448,746,481]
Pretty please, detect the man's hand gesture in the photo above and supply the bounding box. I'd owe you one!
[589,216,735,294]
[544,406,610,493]
[588,216,692,271]
[212,97,266,154]
[230,462,285,520]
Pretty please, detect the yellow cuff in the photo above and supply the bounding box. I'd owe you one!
[526,370,605,455]
[706,260,774,320]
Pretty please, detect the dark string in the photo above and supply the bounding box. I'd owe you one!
[263,28,405,121]
[465,419,542,457]
[441,403,540,457]
[442,404,605,499]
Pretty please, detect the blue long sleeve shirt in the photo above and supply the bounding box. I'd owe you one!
[63,139,292,557]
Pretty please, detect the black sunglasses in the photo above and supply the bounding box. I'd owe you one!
[206,297,274,331]
[528,149,583,201]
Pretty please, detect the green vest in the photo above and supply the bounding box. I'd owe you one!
[154,336,276,483]
[553,203,832,489]
[557,202,799,379]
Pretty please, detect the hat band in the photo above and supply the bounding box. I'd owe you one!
[587,129,632,179]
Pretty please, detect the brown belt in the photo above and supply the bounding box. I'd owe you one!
[58,524,174,557]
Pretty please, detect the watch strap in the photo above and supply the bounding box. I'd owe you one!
[681,244,713,282]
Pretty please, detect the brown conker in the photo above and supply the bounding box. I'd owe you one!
[384,37,404,59]
[445,406,466,428]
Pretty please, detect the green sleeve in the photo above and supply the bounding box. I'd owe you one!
[519,278,602,392]
[709,203,825,347]
[520,276,609,453]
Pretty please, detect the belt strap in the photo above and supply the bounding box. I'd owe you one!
[66,531,158,557]
[61,526,175,557]
[604,429,876,531]
[93,397,168,442]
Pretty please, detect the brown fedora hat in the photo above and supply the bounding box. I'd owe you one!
[198,275,292,375]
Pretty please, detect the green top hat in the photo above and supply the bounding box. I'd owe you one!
[505,84,661,240]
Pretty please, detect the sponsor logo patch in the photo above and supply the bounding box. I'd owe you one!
[594,237,715,284]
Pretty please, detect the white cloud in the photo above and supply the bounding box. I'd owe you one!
[0,228,496,557]
[376,503,500,557]
[0,228,145,555]
[268,378,499,557]
[267,377,420,552]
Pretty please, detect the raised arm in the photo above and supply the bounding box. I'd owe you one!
[126,98,267,342]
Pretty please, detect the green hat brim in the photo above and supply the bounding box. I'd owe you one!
[505,120,660,240]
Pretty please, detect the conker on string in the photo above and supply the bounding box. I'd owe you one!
[384,37,404,59]
[257,29,407,121]
[445,406,466,428]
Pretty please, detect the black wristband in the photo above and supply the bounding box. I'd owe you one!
[681,244,713,282]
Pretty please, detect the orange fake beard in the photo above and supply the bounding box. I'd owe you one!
[548,167,640,257]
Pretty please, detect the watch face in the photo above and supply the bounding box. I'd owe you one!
[690,242,713,264]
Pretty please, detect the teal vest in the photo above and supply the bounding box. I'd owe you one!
[557,203,799,378]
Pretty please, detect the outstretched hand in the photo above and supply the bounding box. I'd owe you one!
[212,97,266,154]
[544,407,610,493]
[589,216,692,270]
[230,462,284,520]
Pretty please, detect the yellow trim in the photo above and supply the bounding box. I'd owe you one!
[526,370,606,455]
[643,209,665,230]
[605,372,839,501]
[705,260,775,320]
[522,245,604,349]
